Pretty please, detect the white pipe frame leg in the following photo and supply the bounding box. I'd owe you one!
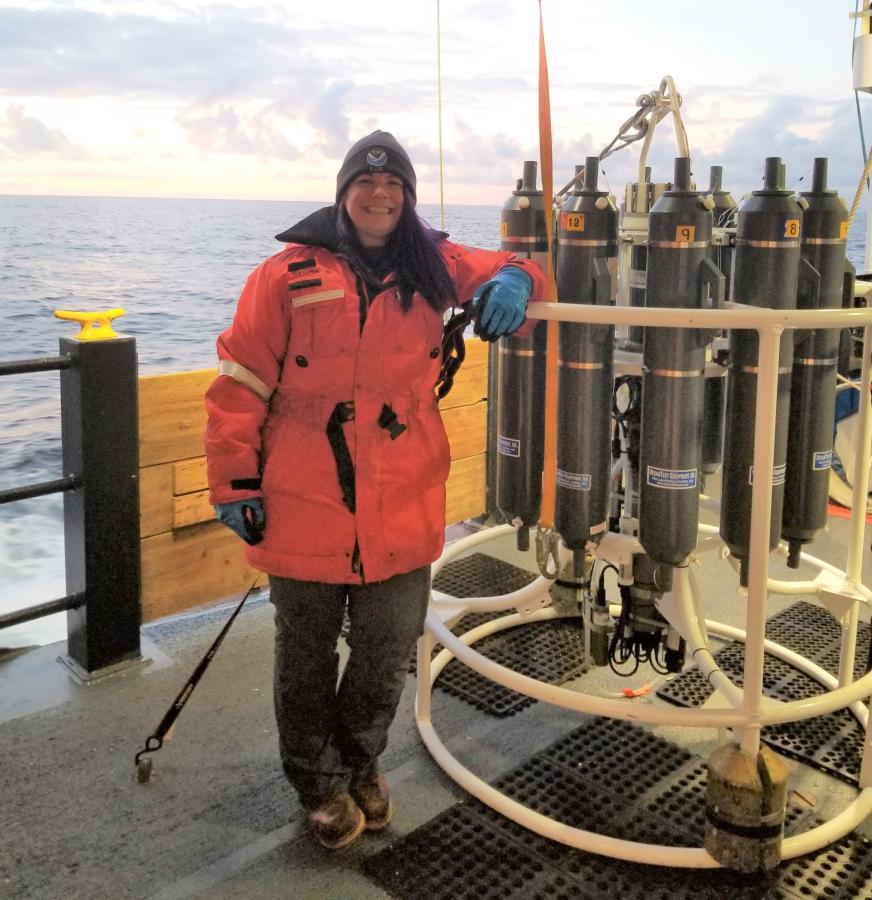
[415,301,872,868]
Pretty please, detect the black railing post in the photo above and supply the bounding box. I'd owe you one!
[60,334,141,673]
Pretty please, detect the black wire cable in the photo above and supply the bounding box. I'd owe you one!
[608,584,640,676]
[650,642,671,676]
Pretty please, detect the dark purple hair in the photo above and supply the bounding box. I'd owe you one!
[338,186,458,313]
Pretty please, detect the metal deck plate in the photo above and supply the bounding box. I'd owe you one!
[657,601,871,784]
[364,717,870,899]
[776,818,872,900]
[432,552,540,598]
[424,553,584,716]
[429,619,585,716]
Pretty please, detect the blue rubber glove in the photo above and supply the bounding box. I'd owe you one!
[215,498,265,545]
[472,266,532,342]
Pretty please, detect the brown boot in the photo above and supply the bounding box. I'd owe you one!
[305,793,366,850]
[350,771,393,831]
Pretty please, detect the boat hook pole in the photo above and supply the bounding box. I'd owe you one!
[134,576,263,783]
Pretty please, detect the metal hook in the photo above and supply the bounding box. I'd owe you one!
[535,525,561,580]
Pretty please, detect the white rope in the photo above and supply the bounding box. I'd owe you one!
[847,144,872,230]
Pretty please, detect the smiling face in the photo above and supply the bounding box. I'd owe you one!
[342,172,405,247]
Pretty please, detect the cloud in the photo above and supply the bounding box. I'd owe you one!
[174,78,367,161]
[0,103,86,156]
[563,93,863,202]
[0,6,327,101]
[0,5,437,109]
[305,81,354,156]
[0,5,439,164]
[419,117,534,196]
[176,103,300,158]
[0,2,859,206]
[692,95,862,198]
[477,74,860,201]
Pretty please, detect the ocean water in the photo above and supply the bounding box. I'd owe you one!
[0,196,503,647]
[0,195,868,648]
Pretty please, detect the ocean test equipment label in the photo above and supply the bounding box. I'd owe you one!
[646,466,698,489]
[497,435,520,458]
[747,463,787,486]
[813,449,833,471]
[556,469,592,491]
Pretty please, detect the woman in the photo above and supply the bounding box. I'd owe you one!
[205,131,543,849]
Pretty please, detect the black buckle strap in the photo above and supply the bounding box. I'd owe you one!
[378,403,407,439]
[335,400,356,424]
[326,401,356,513]
[326,401,407,515]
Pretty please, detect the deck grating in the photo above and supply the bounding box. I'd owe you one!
[432,552,540,599]
[363,716,865,900]
[776,818,872,900]
[417,553,584,716]
[657,601,871,784]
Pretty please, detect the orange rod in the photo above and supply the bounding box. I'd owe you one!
[538,0,559,528]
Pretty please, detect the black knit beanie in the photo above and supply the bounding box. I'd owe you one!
[335,130,417,201]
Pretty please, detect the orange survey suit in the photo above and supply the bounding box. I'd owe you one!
[205,206,543,584]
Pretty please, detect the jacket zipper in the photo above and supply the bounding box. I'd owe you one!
[351,537,363,580]
[351,272,367,580]
[356,275,370,333]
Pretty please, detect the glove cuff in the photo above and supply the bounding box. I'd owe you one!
[495,265,533,291]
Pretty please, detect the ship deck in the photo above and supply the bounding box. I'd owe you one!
[2,505,871,900]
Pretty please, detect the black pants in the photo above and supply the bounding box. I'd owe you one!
[268,566,430,809]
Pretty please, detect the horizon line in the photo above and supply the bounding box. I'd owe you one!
[0,191,503,207]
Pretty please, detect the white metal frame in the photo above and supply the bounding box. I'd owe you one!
[415,300,872,868]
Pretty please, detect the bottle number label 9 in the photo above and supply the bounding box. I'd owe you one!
[675,225,695,242]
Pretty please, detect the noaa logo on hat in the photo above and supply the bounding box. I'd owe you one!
[366,148,387,167]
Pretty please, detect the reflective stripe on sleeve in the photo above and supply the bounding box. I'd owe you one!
[217,360,273,402]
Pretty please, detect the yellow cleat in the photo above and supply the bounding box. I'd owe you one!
[54,308,126,341]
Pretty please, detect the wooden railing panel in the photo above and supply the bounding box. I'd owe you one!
[140,523,257,622]
[445,453,486,525]
[138,369,214,467]
[441,400,487,461]
[438,339,488,410]
[174,457,208,494]
[140,462,173,538]
[172,491,213,530]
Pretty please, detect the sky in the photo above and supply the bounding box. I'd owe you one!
[0,0,869,206]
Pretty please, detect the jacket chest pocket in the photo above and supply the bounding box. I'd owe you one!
[372,301,444,386]
[288,274,358,361]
